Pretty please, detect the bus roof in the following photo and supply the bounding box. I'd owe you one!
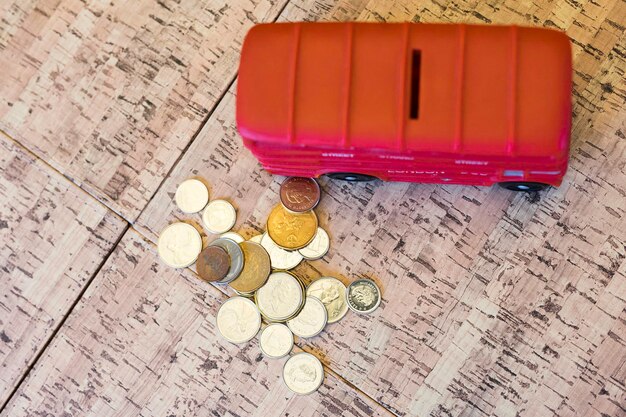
[237,22,572,159]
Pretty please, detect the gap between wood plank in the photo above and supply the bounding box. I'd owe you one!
[132,72,238,225]
[0,129,403,414]
[128,228,403,417]
[0,129,128,223]
[0,222,132,412]
[133,0,293,226]
[1,1,402,412]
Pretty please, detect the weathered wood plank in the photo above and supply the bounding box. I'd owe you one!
[135,0,626,416]
[0,0,289,221]
[0,132,126,406]
[1,229,393,417]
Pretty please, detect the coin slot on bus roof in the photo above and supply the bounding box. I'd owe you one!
[409,50,421,119]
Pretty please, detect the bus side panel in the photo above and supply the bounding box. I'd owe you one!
[237,24,294,143]
[348,24,406,148]
[516,28,572,158]
[461,26,511,154]
[293,24,347,146]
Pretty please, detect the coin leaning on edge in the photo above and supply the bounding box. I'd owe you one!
[248,234,263,244]
[287,296,328,338]
[260,233,303,270]
[221,231,245,243]
[298,227,330,260]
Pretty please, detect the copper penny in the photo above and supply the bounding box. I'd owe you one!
[279,177,321,213]
[196,246,230,282]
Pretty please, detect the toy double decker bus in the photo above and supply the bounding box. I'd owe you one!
[237,22,572,191]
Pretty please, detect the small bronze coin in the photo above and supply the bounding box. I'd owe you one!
[209,238,245,283]
[279,177,321,213]
[229,242,271,293]
[196,246,230,282]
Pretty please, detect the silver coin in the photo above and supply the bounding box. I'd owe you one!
[221,231,244,243]
[346,279,381,314]
[248,234,263,244]
[260,233,303,270]
[232,288,254,298]
[298,227,330,260]
[259,323,293,359]
[287,296,327,338]
[282,352,324,395]
[208,238,244,283]
[174,179,209,213]
[216,296,261,344]
[307,277,348,324]
[157,222,203,268]
[255,272,304,322]
[202,199,236,234]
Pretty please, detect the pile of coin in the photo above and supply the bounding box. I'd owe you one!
[157,176,382,395]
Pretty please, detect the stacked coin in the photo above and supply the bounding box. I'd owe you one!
[268,176,322,252]
[230,241,271,296]
[255,271,306,322]
[287,296,328,338]
[306,277,349,323]
[157,176,382,396]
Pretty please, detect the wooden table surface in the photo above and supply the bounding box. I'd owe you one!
[1,1,625,416]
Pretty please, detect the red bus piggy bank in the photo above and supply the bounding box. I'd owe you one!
[236,22,572,192]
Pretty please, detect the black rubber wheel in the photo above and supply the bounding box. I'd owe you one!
[326,172,378,182]
[499,182,549,192]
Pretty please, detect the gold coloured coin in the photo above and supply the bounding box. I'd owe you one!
[266,204,317,250]
[229,242,271,293]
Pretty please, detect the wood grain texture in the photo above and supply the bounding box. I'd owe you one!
[0,0,288,221]
[0,132,126,406]
[135,0,626,416]
[1,229,393,417]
